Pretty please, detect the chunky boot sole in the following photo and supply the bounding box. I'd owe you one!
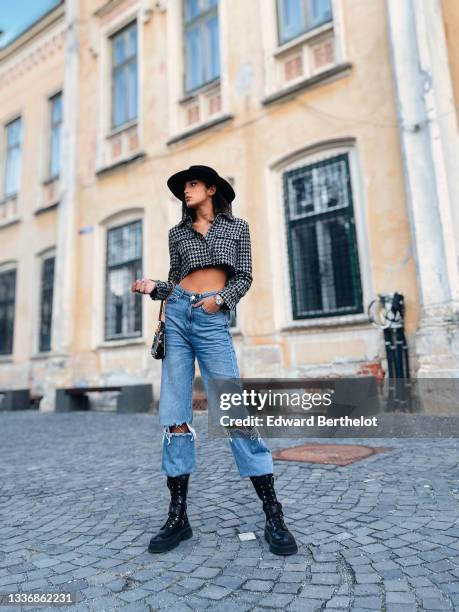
[264,527,298,556]
[148,524,193,554]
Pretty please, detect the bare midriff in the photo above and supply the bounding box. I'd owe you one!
[179,265,229,294]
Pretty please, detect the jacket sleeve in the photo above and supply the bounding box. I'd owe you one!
[219,220,253,311]
[149,229,181,300]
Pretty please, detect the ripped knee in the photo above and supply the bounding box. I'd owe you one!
[170,423,190,433]
[163,422,197,444]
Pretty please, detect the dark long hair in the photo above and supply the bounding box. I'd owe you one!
[180,179,233,223]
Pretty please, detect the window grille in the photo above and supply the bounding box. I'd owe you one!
[283,153,363,319]
[105,220,143,340]
[39,256,55,352]
[0,269,16,355]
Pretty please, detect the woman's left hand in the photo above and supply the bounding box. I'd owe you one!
[193,296,221,313]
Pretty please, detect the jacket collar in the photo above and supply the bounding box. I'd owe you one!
[179,210,235,227]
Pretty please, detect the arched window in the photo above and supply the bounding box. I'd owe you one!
[0,265,17,355]
[282,152,363,319]
[104,219,143,340]
[39,253,55,352]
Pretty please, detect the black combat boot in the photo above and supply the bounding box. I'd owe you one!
[250,473,298,556]
[148,474,193,553]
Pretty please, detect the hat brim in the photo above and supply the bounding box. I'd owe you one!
[167,168,235,203]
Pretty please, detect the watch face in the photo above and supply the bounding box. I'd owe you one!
[215,294,223,305]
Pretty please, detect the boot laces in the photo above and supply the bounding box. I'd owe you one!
[162,501,186,529]
[268,508,288,531]
[163,511,184,529]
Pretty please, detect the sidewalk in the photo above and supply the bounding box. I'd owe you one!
[0,411,458,611]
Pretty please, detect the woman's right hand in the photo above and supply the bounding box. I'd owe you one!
[131,278,156,294]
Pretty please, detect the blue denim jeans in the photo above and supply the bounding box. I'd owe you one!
[159,284,274,478]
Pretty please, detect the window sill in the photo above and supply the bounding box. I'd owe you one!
[274,21,333,58]
[0,355,13,363]
[30,350,57,360]
[0,194,18,205]
[96,150,146,178]
[167,113,234,146]
[96,337,145,349]
[34,202,59,216]
[42,175,59,186]
[179,77,221,104]
[107,119,138,138]
[281,312,370,332]
[262,62,352,106]
[0,216,21,229]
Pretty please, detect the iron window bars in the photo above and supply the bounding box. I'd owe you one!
[0,269,16,355]
[105,220,143,340]
[283,153,363,320]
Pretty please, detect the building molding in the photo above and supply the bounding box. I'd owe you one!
[0,1,64,59]
[265,141,374,336]
[0,19,65,86]
[32,247,57,357]
[95,151,146,178]
[91,208,147,352]
[94,2,145,173]
[261,62,353,107]
[269,136,357,171]
[166,113,234,146]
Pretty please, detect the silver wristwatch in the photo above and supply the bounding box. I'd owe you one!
[215,294,224,306]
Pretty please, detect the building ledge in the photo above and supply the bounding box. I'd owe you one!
[42,175,59,186]
[96,151,146,178]
[178,77,221,104]
[107,119,138,139]
[0,216,21,230]
[34,202,59,216]
[96,337,145,349]
[167,113,234,146]
[262,62,353,106]
[0,193,17,205]
[273,21,333,58]
[30,351,56,360]
[94,0,128,18]
[0,1,64,57]
[281,312,370,332]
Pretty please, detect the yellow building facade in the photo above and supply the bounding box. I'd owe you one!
[1,0,458,411]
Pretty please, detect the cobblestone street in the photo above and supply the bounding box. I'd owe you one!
[1,411,458,612]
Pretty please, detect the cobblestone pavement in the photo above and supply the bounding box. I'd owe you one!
[1,411,459,612]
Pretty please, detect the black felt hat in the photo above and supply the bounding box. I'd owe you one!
[167,165,235,203]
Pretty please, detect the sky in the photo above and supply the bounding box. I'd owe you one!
[0,0,62,49]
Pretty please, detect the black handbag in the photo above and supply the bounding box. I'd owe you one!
[151,299,166,359]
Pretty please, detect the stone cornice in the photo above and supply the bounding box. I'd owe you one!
[0,13,66,86]
[0,1,65,60]
[94,0,130,18]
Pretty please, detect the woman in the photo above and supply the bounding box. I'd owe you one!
[131,165,297,556]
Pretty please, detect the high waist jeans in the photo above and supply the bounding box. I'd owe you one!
[159,284,274,478]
